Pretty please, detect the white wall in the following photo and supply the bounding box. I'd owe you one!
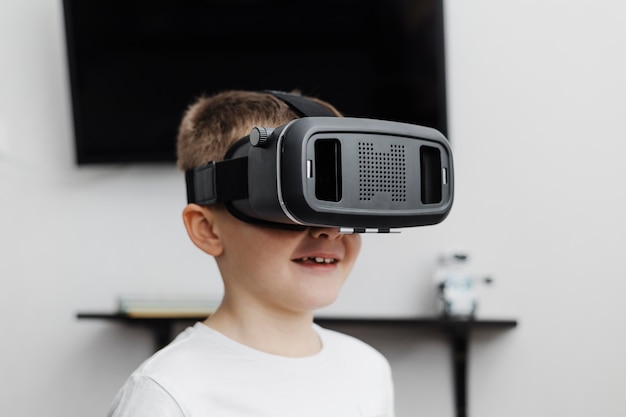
[1,1,625,416]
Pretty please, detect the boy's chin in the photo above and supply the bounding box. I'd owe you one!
[296,291,342,313]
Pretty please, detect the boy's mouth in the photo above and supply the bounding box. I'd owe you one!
[293,256,337,264]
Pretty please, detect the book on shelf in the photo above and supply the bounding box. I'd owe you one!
[117,294,222,318]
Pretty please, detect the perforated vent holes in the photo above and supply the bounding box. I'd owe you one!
[358,142,407,202]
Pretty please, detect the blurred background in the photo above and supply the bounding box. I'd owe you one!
[1,1,625,416]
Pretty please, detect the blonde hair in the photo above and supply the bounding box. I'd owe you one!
[176,90,341,171]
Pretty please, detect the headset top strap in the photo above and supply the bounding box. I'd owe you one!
[264,90,336,117]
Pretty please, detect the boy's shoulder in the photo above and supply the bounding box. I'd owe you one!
[315,324,389,364]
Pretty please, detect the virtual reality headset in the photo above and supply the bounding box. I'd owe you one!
[185,91,454,233]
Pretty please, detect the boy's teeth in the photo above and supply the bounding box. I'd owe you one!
[299,257,335,264]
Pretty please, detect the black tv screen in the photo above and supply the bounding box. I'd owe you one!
[62,0,447,165]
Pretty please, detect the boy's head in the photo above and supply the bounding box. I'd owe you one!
[176,90,341,171]
[177,90,360,315]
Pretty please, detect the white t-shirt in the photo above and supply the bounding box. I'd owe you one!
[108,322,395,417]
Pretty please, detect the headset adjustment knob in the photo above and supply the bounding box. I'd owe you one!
[250,127,273,147]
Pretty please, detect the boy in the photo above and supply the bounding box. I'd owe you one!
[108,90,395,416]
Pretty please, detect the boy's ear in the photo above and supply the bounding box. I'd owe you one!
[182,204,224,256]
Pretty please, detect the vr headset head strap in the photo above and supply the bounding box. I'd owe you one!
[185,156,248,205]
[263,90,337,117]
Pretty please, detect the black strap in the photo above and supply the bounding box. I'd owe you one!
[186,157,248,205]
[264,90,336,117]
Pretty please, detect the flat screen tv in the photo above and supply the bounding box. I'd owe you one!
[62,0,447,165]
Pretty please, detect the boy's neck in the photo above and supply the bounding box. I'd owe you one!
[203,302,322,357]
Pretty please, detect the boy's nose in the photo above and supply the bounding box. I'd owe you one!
[308,226,342,240]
